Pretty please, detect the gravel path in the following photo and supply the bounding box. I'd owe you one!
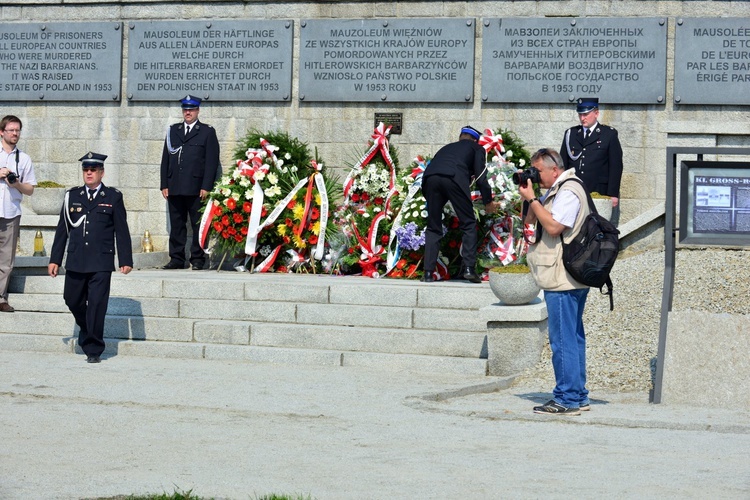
[513,247,750,392]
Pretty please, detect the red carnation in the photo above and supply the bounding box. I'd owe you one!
[391,270,404,278]
[352,193,360,202]
[396,259,406,270]
[261,206,268,217]
[381,234,389,244]
[450,217,460,229]
[226,198,237,210]
[234,234,243,243]
[221,231,229,239]
[233,213,244,224]
[348,247,355,254]
[221,215,230,226]
[283,236,291,244]
[374,197,384,206]
[311,207,320,220]
[406,264,418,276]
[287,199,297,209]
[278,265,288,273]
[228,227,237,235]
[241,226,248,235]
[213,221,223,232]
[449,240,458,248]
[309,235,318,244]
[361,192,370,201]
[243,202,252,213]
[285,218,293,227]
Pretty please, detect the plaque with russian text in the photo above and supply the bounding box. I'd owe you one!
[674,18,750,105]
[0,22,122,101]
[126,20,293,101]
[482,18,667,104]
[299,18,475,102]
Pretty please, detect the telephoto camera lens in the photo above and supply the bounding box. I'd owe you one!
[511,167,541,186]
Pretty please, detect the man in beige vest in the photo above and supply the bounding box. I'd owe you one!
[520,149,591,416]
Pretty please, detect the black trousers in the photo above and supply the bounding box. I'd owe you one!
[422,175,478,272]
[167,194,205,266]
[63,270,112,357]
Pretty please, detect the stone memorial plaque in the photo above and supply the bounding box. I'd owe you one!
[674,18,750,105]
[482,17,667,104]
[299,18,475,102]
[374,112,403,134]
[126,20,293,101]
[0,22,122,101]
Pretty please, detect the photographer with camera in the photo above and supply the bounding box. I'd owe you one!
[518,148,592,416]
[0,115,36,313]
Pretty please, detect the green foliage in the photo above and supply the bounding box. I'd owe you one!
[36,180,65,188]
[488,128,532,170]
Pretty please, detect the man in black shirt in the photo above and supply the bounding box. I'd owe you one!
[421,126,498,283]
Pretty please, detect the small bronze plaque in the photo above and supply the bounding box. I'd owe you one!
[374,113,403,134]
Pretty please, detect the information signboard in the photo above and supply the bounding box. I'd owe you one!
[674,18,750,105]
[0,22,122,101]
[298,18,475,102]
[680,161,750,245]
[481,17,667,104]
[126,20,293,101]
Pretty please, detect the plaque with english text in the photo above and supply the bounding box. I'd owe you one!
[298,18,475,102]
[0,22,122,101]
[126,20,293,101]
[481,17,667,104]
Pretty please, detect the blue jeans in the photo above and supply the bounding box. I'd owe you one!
[544,288,590,408]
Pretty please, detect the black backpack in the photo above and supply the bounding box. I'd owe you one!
[558,178,620,310]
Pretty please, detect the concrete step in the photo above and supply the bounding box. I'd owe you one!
[0,333,488,376]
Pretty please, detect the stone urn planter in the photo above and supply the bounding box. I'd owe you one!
[488,266,541,305]
[591,195,612,221]
[31,182,66,215]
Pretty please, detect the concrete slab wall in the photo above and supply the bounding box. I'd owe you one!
[3,1,750,251]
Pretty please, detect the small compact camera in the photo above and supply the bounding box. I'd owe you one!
[6,172,18,184]
[512,167,541,186]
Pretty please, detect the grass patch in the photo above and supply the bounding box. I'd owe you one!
[94,491,314,500]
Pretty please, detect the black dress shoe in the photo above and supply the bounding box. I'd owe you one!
[86,356,101,364]
[191,262,206,271]
[162,261,185,270]
[461,267,481,283]
[420,273,434,283]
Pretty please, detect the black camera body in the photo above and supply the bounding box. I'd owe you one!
[512,167,541,186]
[6,172,18,184]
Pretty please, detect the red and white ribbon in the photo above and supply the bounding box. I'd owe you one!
[478,128,505,159]
[252,244,283,273]
[198,199,223,253]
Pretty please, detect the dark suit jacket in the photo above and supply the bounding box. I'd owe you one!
[560,123,623,198]
[160,120,220,196]
[50,184,133,273]
[423,139,493,204]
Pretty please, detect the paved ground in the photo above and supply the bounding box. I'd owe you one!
[1,350,748,499]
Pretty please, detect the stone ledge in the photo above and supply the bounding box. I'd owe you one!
[481,302,548,377]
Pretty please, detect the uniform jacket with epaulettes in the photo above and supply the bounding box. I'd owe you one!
[160,120,220,196]
[559,123,623,198]
[49,184,133,273]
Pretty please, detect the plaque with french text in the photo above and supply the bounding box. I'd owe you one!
[299,18,475,102]
[674,18,750,105]
[482,17,667,104]
[0,22,122,101]
[126,20,293,101]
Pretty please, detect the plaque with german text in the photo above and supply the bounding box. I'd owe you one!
[299,18,475,102]
[126,20,293,101]
[674,18,750,105]
[0,22,122,101]
[482,17,667,104]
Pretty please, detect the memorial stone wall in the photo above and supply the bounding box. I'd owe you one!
[2,0,750,251]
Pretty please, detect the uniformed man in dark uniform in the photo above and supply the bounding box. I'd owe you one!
[560,97,623,222]
[48,152,133,363]
[421,126,499,283]
[160,95,220,270]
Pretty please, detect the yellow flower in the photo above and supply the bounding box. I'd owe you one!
[293,203,305,221]
[277,224,288,236]
[310,221,321,235]
[315,193,321,205]
[293,233,306,249]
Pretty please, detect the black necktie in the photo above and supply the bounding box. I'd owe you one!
[185,125,190,136]
[584,128,590,140]
[88,188,95,201]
